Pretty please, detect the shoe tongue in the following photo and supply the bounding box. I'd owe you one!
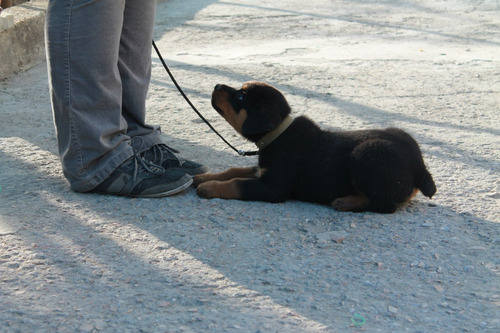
[140,145,162,165]
[158,145,184,164]
[143,144,184,167]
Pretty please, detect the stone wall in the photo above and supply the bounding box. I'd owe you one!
[0,0,47,80]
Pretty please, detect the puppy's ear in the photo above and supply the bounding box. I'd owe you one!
[242,104,290,141]
[241,110,275,140]
[240,83,292,141]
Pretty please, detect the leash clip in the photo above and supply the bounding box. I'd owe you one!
[238,150,259,156]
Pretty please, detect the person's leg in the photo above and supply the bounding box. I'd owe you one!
[46,0,132,192]
[119,0,162,150]
[117,0,207,175]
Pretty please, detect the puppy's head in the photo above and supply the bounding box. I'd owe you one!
[211,81,291,142]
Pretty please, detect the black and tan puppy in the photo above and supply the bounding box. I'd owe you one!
[193,81,436,213]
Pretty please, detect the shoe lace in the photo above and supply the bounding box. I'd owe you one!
[148,143,185,167]
[130,137,165,183]
[130,153,165,183]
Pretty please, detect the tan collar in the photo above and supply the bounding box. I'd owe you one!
[255,116,294,150]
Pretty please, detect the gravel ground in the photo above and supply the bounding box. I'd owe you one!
[0,0,499,332]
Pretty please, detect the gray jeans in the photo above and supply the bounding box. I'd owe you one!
[45,0,162,192]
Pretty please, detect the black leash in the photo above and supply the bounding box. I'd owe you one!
[152,40,258,157]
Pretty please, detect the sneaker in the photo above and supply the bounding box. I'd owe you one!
[93,154,192,198]
[141,143,208,176]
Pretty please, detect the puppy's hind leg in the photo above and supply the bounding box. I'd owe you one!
[349,139,412,213]
[331,194,371,212]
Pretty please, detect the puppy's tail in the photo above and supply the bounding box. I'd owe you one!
[416,168,436,198]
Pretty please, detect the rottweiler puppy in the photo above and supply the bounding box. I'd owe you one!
[193,81,436,213]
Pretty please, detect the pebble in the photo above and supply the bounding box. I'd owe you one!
[464,265,475,272]
[411,261,427,269]
[418,241,428,249]
[79,324,95,333]
[434,285,444,292]
[388,306,398,314]
[486,191,500,199]
[315,231,349,243]
[468,246,487,251]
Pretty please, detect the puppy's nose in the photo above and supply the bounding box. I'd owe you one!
[214,84,223,91]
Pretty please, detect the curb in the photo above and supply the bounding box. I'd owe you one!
[0,0,48,80]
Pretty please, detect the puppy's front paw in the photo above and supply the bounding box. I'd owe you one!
[192,174,213,188]
[196,181,219,198]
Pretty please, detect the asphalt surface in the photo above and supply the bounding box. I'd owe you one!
[0,0,499,332]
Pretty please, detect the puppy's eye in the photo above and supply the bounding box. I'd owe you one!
[236,91,246,101]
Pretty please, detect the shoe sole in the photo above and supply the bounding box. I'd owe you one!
[169,166,209,176]
[136,177,193,198]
